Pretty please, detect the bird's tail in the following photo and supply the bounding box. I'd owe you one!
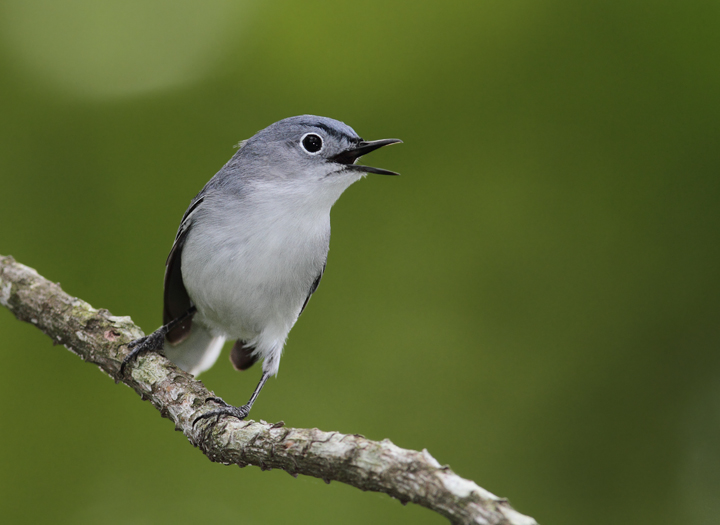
[164,324,225,376]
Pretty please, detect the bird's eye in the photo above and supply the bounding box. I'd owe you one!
[301,133,323,154]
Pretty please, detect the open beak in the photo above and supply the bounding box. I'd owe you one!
[329,138,402,175]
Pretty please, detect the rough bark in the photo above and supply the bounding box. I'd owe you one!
[0,254,537,525]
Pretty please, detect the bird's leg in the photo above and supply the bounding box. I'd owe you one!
[194,372,270,426]
[119,306,197,375]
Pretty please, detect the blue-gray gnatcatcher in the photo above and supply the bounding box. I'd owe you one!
[121,115,401,424]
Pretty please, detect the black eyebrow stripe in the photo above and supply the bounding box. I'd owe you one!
[312,122,357,142]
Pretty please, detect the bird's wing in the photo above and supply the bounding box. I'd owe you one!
[163,196,204,344]
[299,262,326,316]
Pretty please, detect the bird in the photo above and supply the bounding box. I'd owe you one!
[120,115,401,424]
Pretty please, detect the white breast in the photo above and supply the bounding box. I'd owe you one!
[180,182,332,344]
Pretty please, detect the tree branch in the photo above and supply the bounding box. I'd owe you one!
[0,254,536,525]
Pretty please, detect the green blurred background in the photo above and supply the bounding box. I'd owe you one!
[1,1,719,524]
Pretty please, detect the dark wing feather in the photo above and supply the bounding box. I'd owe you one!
[163,197,204,344]
[299,262,326,316]
[230,340,258,371]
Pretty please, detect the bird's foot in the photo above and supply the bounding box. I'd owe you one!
[193,398,250,427]
[119,328,166,376]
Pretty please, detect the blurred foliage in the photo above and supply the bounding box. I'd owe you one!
[1,1,719,524]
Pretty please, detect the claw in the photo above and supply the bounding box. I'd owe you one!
[119,309,195,378]
[205,397,229,407]
[119,329,167,376]
[193,404,250,428]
